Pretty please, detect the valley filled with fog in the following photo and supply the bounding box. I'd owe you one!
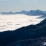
[0,14,44,32]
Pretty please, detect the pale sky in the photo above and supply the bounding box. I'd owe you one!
[0,0,46,12]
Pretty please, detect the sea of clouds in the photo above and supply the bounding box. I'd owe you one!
[0,14,44,32]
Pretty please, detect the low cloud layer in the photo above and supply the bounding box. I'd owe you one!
[0,14,44,32]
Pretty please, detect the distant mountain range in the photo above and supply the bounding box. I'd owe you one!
[0,9,46,17]
[0,18,46,46]
[27,9,44,15]
[0,11,16,14]
[15,10,28,14]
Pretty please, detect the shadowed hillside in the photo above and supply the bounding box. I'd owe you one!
[0,19,46,46]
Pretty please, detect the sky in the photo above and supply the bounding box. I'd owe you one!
[0,0,46,12]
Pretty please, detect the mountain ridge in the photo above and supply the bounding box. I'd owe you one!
[0,9,46,18]
[0,18,46,46]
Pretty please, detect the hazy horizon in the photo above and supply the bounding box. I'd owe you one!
[0,9,45,13]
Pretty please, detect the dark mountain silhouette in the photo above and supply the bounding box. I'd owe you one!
[0,18,46,46]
